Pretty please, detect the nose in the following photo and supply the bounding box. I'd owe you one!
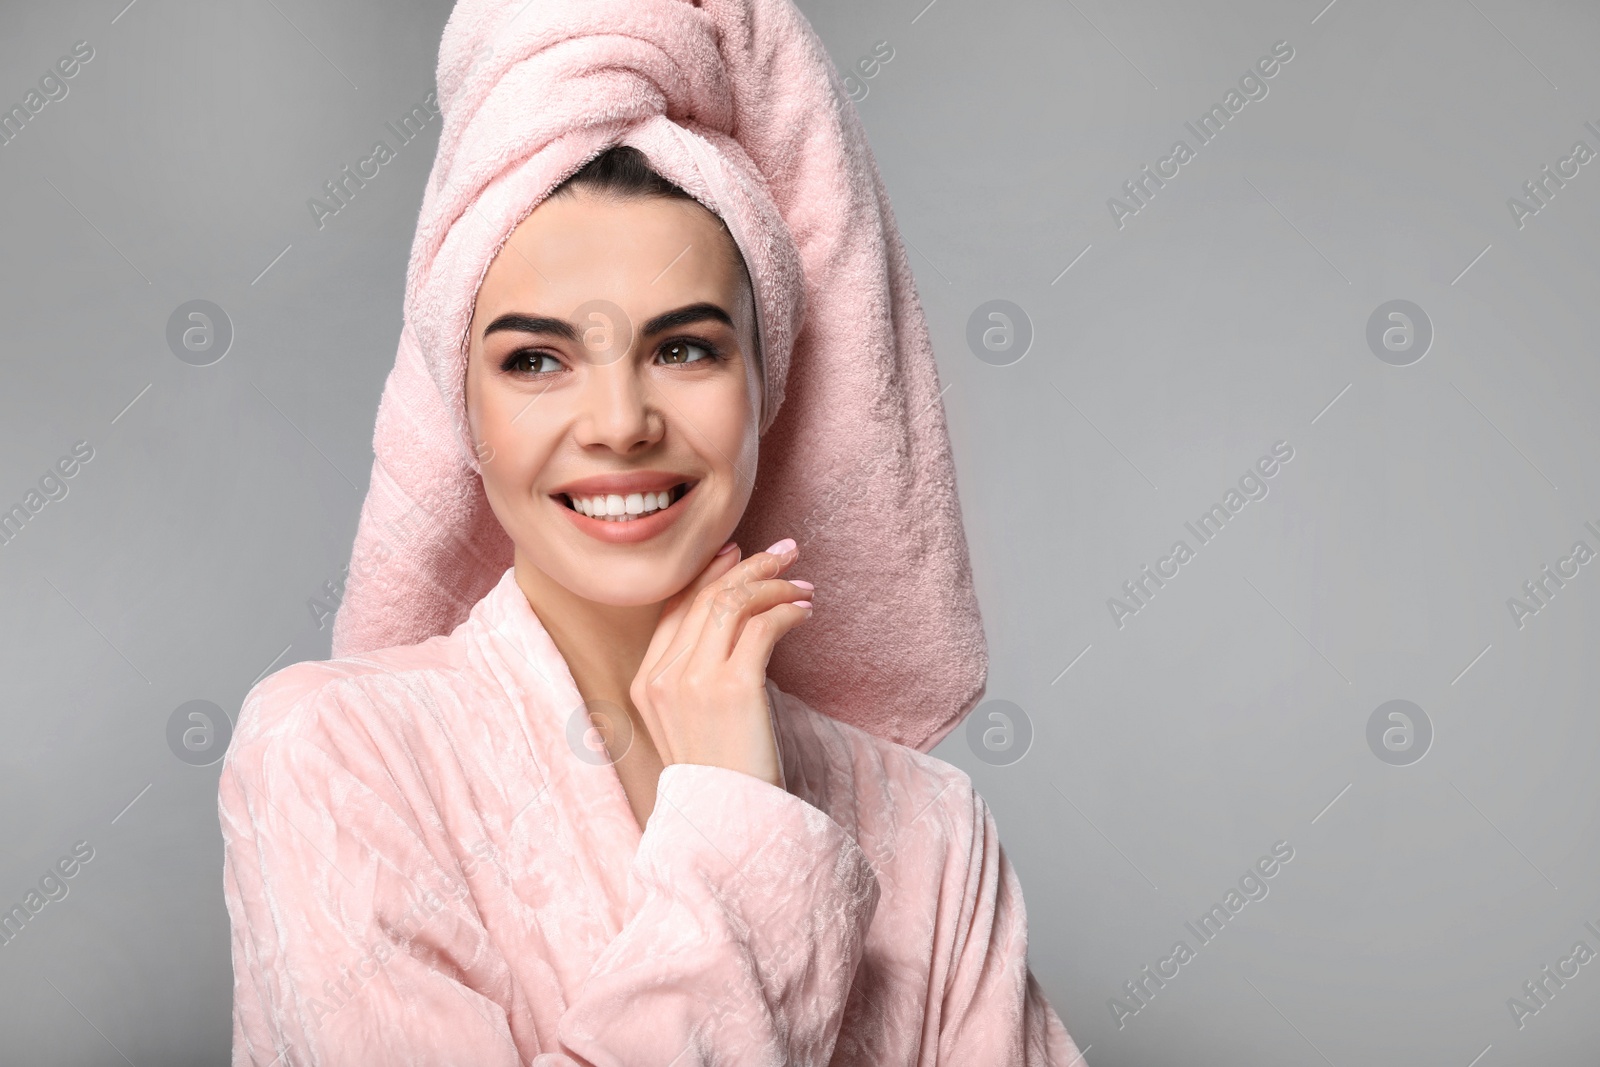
[573,358,662,454]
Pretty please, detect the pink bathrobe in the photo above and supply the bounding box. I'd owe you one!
[219,567,1082,1065]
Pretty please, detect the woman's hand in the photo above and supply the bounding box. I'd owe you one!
[629,538,814,788]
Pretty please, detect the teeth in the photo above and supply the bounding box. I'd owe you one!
[567,486,683,521]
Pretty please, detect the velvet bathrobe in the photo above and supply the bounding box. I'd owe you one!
[220,568,1082,1065]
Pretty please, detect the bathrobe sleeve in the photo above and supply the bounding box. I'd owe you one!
[221,686,882,1066]
[545,762,883,1066]
[934,787,1084,1066]
[221,727,532,1067]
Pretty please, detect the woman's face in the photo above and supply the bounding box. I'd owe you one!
[465,187,761,608]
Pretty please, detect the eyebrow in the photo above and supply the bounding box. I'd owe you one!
[483,302,734,341]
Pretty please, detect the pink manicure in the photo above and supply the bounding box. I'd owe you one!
[790,580,814,591]
[765,538,797,556]
[792,600,813,609]
[715,541,739,556]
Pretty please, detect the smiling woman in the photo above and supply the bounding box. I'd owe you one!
[217,0,1083,1063]
[468,152,760,566]
[461,147,801,825]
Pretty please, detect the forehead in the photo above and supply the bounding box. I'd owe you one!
[473,191,746,323]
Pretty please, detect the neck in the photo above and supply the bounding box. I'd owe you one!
[511,546,662,709]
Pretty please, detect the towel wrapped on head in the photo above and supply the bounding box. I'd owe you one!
[332,0,986,753]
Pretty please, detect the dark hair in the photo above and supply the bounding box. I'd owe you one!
[550,143,698,203]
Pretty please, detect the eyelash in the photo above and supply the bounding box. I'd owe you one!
[499,336,724,375]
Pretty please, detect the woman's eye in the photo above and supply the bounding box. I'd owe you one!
[658,339,714,365]
[504,350,562,375]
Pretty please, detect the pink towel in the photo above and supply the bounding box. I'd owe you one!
[331,0,986,752]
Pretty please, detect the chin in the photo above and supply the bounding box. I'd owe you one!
[551,545,704,607]
[567,573,690,608]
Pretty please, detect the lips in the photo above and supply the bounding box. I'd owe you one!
[548,473,699,544]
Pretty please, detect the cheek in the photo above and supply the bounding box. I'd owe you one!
[477,431,538,501]
[687,379,758,484]
[469,380,555,500]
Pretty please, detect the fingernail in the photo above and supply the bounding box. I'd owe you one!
[793,600,813,610]
[764,538,796,556]
[790,580,814,591]
[716,541,739,556]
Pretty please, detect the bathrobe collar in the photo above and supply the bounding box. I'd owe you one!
[465,565,645,930]
[460,565,809,934]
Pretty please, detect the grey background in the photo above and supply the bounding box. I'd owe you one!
[1,0,1596,1063]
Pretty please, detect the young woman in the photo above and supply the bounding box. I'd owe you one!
[219,2,1083,1064]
